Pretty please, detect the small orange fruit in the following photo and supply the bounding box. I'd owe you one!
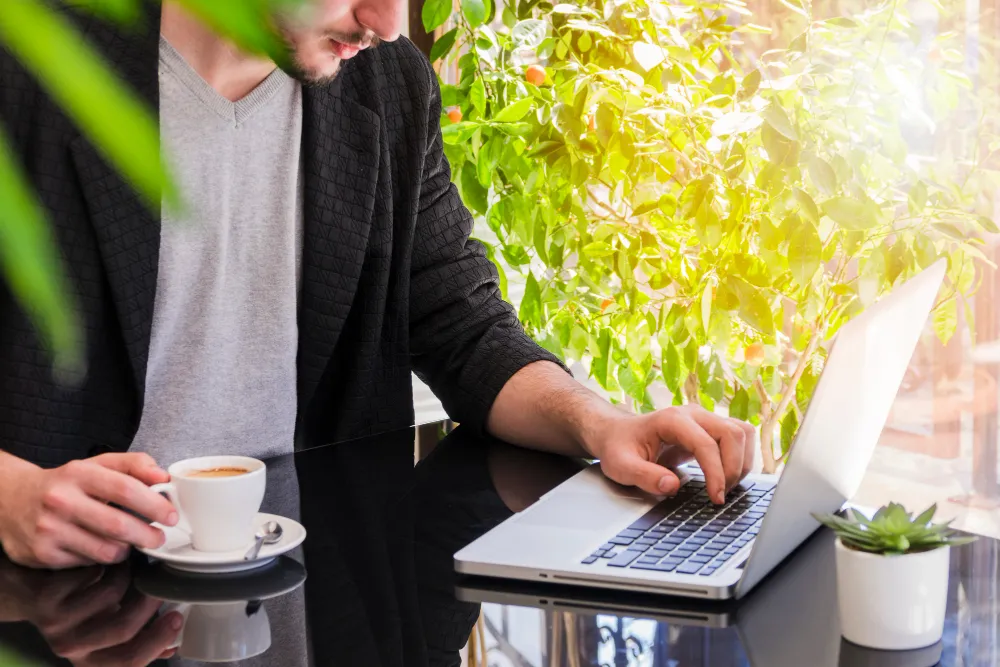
[447,107,463,123]
[525,64,546,86]
[744,342,765,366]
[600,298,614,312]
[587,114,596,131]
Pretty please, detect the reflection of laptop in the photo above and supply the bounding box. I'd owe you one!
[457,529,837,655]
[458,529,943,667]
[456,261,946,600]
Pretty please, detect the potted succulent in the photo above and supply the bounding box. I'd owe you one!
[814,503,975,651]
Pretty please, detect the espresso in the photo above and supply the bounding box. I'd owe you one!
[186,467,250,479]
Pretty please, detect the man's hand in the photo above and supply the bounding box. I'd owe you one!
[487,362,756,504]
[0,453,178,569]
[585,405,756,504]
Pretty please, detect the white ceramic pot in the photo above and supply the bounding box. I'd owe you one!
[835,539,949,650]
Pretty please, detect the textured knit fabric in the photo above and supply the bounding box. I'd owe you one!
[132,38,303,464]
[0,7,563,468]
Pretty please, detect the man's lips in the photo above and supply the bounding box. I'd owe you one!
[328,39,363,60]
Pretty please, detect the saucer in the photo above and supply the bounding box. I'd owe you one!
[139,513,306,574]
[134,556,307,604]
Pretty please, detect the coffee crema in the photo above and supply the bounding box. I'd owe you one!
[185,467,251,479]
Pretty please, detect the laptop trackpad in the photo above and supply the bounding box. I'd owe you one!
[516,492,647,530]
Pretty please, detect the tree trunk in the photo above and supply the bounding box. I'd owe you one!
[760,417,777,474]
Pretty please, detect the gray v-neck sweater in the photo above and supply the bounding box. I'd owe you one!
[132,38,304,465]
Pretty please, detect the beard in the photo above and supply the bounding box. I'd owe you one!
[275,24,379,86]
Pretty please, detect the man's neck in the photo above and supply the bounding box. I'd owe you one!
[160,1,278,102]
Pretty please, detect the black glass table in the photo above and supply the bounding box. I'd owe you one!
[0,426,997,666]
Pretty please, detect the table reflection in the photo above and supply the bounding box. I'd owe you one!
[0,426,997,667]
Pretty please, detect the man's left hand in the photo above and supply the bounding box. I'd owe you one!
[584,405,756,504]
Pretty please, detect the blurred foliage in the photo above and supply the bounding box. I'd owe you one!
[0,0,303,378]
[429,0,999,471]
[0,647,28,667]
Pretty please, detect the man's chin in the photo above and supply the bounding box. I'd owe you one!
[280,55,342,87]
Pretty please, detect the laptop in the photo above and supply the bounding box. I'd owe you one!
[455,260,946,600]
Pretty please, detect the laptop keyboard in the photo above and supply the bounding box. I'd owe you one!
[581,475,775,576]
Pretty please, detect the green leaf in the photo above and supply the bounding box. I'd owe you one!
[788,219,822,287]
[0,126,82,378]
[618,363,646,403]
[493,98,534,123]
[825,17,859,28]
[908,180,928,215]
[913,503,938,527]
[701,283,713,335]
[502,5,516,29]
[933,221,965,240]
[429,27,459,62]
[793,188,820,225]
[519,272,542,327]
[633,42,666,71]
[711,112,763,137]
[460,163,489,215]
[462,0,488,28]
[469,77,487,115]
[729,387,750,420]
[780,408,799,457]
[422,0,453,32]
[761,104,798,140]
[663,341,683,394]
[65,0,140,21]
[0,0,172,209]
[807,155,837,196]
[976,214,999,234]
[625,318,651,364]
[511,19,549,49]
[932,298,958,344]
[583,242,614,257]
[593,328,614,390]
[730,278,775,335]
[738,69,761,101]
[822,197,875,230]
[779,0,809,17]
[442,121,478,144]
[173,0,294,69]
[596,103,618,148]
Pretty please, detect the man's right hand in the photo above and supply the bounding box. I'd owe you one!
[0,452,178,569]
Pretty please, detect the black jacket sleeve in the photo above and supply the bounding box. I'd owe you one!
[407,55,564,434]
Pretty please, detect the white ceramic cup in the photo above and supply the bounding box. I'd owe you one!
[151,455,266,553]
[163,602,271,662]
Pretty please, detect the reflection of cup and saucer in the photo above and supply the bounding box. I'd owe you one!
[139,455,306,573]
[135,556,307,663]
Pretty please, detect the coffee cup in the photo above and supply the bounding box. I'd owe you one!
[151,455,266,552]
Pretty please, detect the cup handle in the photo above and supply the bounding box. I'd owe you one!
[149,482,191,535]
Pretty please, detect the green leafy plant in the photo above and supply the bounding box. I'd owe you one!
[814,502,976,555]
[428,0,998,472]
[0,646,30,667]
[0,0,305,377]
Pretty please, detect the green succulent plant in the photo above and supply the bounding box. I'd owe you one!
[814,503,976,556]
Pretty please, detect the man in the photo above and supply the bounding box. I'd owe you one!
[0,0,755,569]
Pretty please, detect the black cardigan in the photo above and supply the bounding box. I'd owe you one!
[0,11,558,467]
